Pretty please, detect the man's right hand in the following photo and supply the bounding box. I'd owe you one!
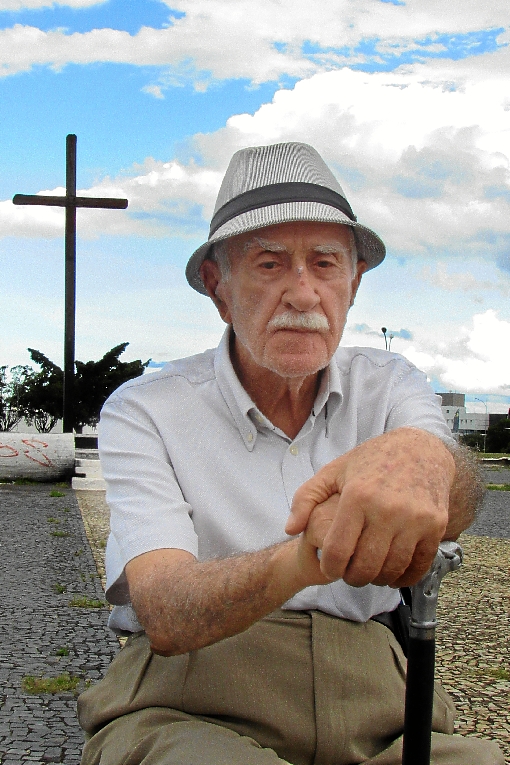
[286,428,454,589]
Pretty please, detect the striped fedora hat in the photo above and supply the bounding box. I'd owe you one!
[186,141,386,294]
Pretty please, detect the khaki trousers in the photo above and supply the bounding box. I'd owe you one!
[78,609,503,765]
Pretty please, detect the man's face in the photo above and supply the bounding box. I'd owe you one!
[201,221,366,380]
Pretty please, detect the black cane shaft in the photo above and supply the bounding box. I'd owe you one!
[402,635,436,765]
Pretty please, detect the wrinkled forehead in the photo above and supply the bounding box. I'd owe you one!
[240,237,351,262]
[228,220,355,258]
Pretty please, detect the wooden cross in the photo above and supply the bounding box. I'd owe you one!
[13,134,128,434]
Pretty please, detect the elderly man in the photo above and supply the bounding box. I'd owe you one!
[78,142,502,765]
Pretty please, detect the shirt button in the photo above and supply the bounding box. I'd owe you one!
[247,433,253,442]
[289,445,298,456]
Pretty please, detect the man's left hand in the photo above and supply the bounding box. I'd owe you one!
[285,428,455,588]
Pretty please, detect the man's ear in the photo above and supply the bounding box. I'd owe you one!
[349,259,367,307]
[199,260,232,324]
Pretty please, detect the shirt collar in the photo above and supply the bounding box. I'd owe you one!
[312,351,343,435]
[214,328,259,451]
[214,327,343,450]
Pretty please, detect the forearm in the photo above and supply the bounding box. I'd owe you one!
[127,538,322,656]
[444,442,485,539]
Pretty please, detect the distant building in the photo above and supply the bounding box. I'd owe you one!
[439,393,466,408]
[438,393,488,436]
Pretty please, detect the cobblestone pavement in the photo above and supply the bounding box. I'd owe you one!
[435,466,510,762]
[435,534,510,762]
[0,483,119,765]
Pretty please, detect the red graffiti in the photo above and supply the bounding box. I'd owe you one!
[21,438,53,468]
[0,443,19,458]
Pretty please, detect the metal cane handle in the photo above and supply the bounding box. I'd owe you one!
[409,540,463,636]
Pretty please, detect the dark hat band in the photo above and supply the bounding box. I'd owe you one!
[209,181,357,237]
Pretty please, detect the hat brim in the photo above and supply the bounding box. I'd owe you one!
[186,201,385,295]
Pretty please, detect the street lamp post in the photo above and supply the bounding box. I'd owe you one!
[381,327,394,352]
[474,398,488,453]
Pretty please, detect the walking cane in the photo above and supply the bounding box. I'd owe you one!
[401,540,463,765]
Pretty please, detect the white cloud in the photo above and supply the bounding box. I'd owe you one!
[403,310,510,394]
[420,263,510,297]
[141,84,164,99]
[2,58,510,262]
[0,195,66,237]
[193,65,510,259]
[0,160,222,238]
[0,0,509,83]
[0,21,314,81]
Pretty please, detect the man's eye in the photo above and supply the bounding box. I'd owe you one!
[317,260,334,268]
[261,261,278,269]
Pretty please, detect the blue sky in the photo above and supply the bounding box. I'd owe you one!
[1,0,509,413]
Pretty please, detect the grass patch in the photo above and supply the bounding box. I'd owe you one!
[69,595,105,609]
[56,646,70,656]
[53,583,67,594]
[473,667,510,682]
[0,477,38,485]
[62,507,70,513]
[22,673,80,695]
[55,481,71,488]
[51,530,69,538]
[486,484,510,491]
[487,667,510,681]
[50,489,65,497]
[47,517,60,523]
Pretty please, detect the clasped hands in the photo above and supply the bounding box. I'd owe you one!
[285,428,455,589]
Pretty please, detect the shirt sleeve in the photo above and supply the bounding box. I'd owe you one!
[385,359,455,447]
[99,391,199,605]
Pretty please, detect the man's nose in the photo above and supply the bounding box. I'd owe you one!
[282,266,320,312]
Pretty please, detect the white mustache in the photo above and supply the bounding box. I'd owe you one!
[268,312,330,332]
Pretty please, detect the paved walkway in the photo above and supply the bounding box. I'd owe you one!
[0,483,119,765]
[0,465,509,764]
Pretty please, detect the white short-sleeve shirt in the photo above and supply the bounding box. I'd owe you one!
[100,328,453,633]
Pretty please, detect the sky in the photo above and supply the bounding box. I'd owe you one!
[1,0,510,414]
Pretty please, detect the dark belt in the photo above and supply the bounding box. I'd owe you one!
[371,610,394,631]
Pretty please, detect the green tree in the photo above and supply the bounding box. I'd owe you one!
[73,343,150,432]
[485,418,510,454]
[20,344,150,433]
[0,365,33,431]
[20,350,63,433]
[459,432,485,452]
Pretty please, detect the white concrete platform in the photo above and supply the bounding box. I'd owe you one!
[72,457,107,491]
[0,432,75,482]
